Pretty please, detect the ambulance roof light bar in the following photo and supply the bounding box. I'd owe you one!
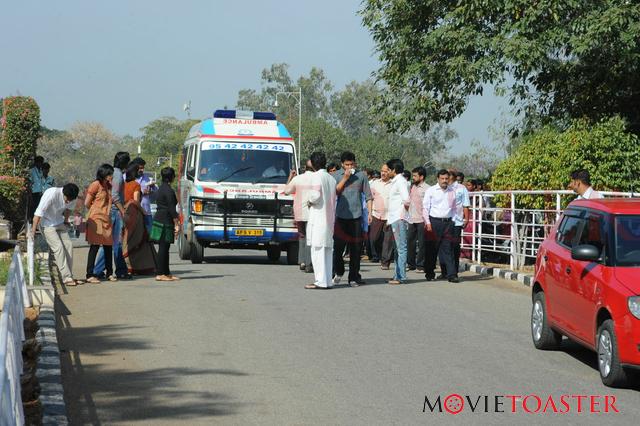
[213,110,277,121]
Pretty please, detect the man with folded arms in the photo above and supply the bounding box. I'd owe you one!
[422,169,459,283]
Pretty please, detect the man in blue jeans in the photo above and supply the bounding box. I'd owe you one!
[94,151,131,279]
[385,159,410,284]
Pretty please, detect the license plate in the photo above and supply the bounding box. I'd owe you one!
[234,229,264,236]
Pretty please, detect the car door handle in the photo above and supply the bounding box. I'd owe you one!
[565,267,571,274]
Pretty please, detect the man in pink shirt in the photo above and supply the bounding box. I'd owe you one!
[368,164,394,268]
[407,166,429,272]
[285,160,315,273]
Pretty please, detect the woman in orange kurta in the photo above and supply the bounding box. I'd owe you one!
[85,164,115,283]
[122,162,156,275]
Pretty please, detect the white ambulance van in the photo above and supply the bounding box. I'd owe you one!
[177,110,298,264]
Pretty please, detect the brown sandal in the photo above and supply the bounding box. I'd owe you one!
[305,284,329,290]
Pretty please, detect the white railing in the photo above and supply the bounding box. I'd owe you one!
[0,246,31,426]
[461,190,639,271]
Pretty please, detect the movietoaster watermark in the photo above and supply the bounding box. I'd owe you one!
[423,394,620,415]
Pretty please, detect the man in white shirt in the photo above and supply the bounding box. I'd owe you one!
[285,160,315,273]
[386,159,411,284]
[440,171,470,278]
[31,183,82,286]
[305,152,337,289]
[570,169,604,200]
[368,164,394,268]
[422,169,458,283]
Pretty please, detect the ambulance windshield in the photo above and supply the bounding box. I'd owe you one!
[198,142,295,184]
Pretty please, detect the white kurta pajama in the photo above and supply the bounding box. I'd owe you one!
[306,169,337,287]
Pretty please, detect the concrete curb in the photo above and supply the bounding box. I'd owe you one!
[460,261,534,287]
[35,257,68,425]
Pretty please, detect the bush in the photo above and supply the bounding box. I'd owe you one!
[490,117,640,208]
[0,97,40,226]
[1,97,40,175]
[0,175,26,222]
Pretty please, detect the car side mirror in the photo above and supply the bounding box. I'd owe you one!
[571,244,601,262]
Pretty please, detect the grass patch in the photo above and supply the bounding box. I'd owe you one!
[0,252,44,287]
[0,256,10,286]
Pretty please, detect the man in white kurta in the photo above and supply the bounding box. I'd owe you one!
[305,153,337,289]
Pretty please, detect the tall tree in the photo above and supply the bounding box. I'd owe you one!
[361,0,640,133]
[38,122,136,187]
[237,63,453,170]
[139,117,198,169]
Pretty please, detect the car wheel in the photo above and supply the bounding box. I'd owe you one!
[177,232,191,260]
[597,320,628,387]
[286,242,299,265]
[190,238,204,264]
[267,246,281,262]
[531,291,562,350]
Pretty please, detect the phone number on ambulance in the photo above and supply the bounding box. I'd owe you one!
[203,143,288,151]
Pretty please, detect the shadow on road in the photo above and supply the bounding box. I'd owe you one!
[560,339,640,392]
[55,297,246,424]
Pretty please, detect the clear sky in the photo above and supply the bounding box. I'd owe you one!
[1,0,508,154]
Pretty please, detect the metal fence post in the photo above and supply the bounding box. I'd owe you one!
[27,222,34,287]
[471,194,477,263]
[478,193,483,264]
[510,192,516,270]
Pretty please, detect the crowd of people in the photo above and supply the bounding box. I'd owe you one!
[286,151,473,289]
[29,151,181,285]
[286,152,607,290]
[28,147,604,291]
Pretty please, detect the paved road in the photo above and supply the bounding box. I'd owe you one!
[57,246,640,425]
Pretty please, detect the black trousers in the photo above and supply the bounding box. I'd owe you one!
[296,221,311,267]
[407,222,426,269]
[333,218,363,281]
[156,240,171,276]
[440,225,463,277]
[87,244,113,278]
[425,218,457,279]
[368,216,394,264]
[29,192,42,222]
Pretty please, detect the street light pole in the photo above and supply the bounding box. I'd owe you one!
[274,88,302,169]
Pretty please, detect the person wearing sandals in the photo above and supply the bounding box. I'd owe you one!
[85,164,116,284]
[150,167,180,282]
[31,183,84,286]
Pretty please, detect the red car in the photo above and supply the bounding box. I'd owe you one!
[532,198,640,387]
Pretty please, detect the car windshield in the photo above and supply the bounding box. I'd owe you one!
[198,141,294,184]
[614,215,640,267]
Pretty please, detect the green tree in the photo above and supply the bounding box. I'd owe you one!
[490,117,640,208]
[38,122,136,188]
[361,0,640,133]
[236,63,454,171]
[139,117,198,171]
[439,140,504,179]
